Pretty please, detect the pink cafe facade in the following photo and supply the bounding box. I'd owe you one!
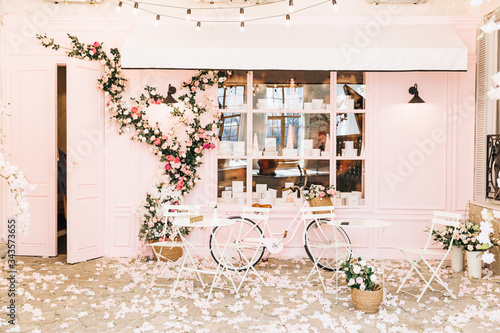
[0,0,498,268]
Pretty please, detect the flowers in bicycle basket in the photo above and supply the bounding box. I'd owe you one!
[303,184,336,201]
[340,257,379,291]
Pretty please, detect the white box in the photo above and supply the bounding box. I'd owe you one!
[256,184,267,194]
[269,189,277,198]
[351,191,362,199]
[252,192,259,199]
[265,138,277,149]
[232,181,244,193]
[312,149,321,156]
[233,192,246,199]
[233,141,245,155]
[340,192,350,199]
[253,150,262,157]
[335,198,343,206]
[303,140,314,150]
[237,198,246,204]
[282,148,298,156]
[221,191,232,199]
[321,151,330,157]
[347,196,359,206]
[304,102,313,110]
[263,151,278,156]
[302,149,312,156]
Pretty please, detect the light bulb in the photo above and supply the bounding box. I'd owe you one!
[186,9,192,21]
[240,8,244,21]
[115,1,122,13]
[286,14,291,26]
[155,15,160,26]
[196,21,201,32]
[332,0,339,11]
[240,21,245,32]
[289,0,294,12]
[133,2,139,15]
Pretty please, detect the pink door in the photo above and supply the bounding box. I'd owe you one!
[66,58,105,263]
[8,61,57,256]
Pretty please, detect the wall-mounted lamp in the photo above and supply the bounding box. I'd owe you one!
[408,84,425,103]
[163,84,178,104]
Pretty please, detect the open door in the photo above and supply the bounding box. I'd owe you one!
[66,58,105,264]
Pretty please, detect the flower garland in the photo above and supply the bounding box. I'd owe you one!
[0,103,35,233]
[37,33,228,241]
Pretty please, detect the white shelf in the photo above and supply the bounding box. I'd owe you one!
[335,109,366,113]
[217,155,333,160]
[251,108,332,114]
[335,156,365,160]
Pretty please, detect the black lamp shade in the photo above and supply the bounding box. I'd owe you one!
[163,84,178,104]
[408,84,425,104]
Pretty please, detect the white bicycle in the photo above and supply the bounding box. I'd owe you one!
[209,168,352,272]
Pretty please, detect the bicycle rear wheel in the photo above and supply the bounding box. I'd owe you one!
[304,219,352,271]
[210,217,265,271]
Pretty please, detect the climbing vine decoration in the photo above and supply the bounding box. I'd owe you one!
[37,33,228,242]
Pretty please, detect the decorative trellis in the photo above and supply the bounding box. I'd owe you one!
[486,134,500,199]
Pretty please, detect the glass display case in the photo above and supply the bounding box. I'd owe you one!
[216,71,367,208]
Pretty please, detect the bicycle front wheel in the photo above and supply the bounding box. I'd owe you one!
[210,218,265,271]
[304,219,352,271]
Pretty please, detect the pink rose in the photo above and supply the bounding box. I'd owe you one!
[174,157,180,164]
[360,284,365,291]
[131,107,138,113]
[194,81,199,86]
[327,189,335,196]
[356,277,363,284]
[476,244,482,250]
[91,47,97,54]
[203,143,209,149]
[161,143,167,149]
[154,138,161,146]
[165,163,171,170]
[167,155,175,161]
[186,141,192,146]
[191,86,197,91]
[93,41,100,47]
[319,192,325,197]
[468,245,473,251]
[156,99,162,105]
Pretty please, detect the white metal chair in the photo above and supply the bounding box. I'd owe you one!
[149,204,200,288]
[396,211,462,302]
[301,205,341,292]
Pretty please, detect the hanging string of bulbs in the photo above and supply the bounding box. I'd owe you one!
[115,0,339,31]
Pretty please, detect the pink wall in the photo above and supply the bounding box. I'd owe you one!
[1,16,478,259]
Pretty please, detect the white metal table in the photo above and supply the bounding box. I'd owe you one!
[170,217,238,300]
[319,218,392,296]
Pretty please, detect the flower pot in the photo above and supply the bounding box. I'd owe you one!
[350,285,383,314]
[450,245,464,272]
[466,251,482,279]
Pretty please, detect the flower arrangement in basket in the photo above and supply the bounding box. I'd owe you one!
[340,257,383,314]
[303,184,335,213]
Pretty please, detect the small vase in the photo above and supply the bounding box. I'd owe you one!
[350,286,383,314]
[450,245,464,272]
[466,251,483,279]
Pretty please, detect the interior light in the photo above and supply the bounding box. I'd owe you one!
[289,0,294,12]
[155,15,160,26]
[133,2,139,15]
[196,21,201,32]
[115,1,122,12]
[408,84,425,103]
[286,14,291,26]
[240,21,245,32]
[186,9,192,21]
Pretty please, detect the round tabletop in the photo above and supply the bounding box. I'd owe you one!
[173,217,235,228]
[328,218,392,228]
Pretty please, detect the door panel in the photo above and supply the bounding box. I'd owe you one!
[8,62,57,256]
[66,58,105,264]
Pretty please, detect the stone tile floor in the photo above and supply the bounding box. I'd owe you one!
[1,255,500,332]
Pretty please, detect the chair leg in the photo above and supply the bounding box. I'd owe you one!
[396,253,418,294]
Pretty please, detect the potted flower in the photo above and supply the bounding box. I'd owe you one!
[340,257,382,314]
[303,184,335,214]
[428,222,465,272]
[459,211,500,278]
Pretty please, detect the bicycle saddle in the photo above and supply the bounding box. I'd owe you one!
[251,203,273,209]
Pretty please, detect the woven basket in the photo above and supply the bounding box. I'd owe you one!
[350,285,383,314]
[309,197,334,215]
[150,238,183,262]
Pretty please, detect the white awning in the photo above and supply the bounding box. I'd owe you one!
[121,24,467,71]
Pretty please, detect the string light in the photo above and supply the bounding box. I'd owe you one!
[332,0,339,11]
[155,14,160,26]
[133,2,139,15]
[240,21,245,32]
[115,1,122,12]
[196,21,201,32]
[286,14,291,26]
[289,0,294,12]
[240,8,244,20]
[186,8,191,21]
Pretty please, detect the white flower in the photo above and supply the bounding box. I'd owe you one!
[481,17,500,33]
[359,260,366,266]
[352,265,361,274]
[370,274,377,282]
[469,0,483,6]
[481,209,492,221]
[482,251,495,264]
[487,87,500,100]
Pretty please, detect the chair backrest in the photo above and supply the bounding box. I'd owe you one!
[300,206,335,221]
[424,211,462,251]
